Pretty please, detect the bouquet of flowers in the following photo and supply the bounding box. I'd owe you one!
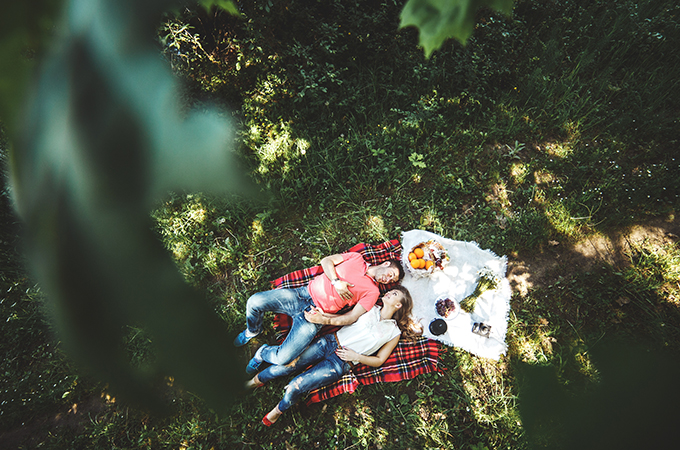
[460,267,502,313]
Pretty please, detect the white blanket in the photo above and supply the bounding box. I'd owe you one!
[400,230,511,360]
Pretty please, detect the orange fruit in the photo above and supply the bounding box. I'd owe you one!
[417,259,426,269]
[425,260,434,270]
[410,258,420,268]
[414,247,425,258]
[408,252,417,261]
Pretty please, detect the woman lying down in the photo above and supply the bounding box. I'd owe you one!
[245,285,422,426]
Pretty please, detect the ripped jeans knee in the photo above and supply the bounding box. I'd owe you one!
[277,352,348,412]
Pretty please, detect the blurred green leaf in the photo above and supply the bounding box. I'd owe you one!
[10,0,256,415]
[0,0,64,132]
[399,0,514,56]
[199,0,240,16]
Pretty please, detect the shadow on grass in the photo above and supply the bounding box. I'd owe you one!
[516,339,680,449]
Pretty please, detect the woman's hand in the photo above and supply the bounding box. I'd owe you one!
[333,280,354,300]
[304,306,327,324]
[335,346,360,362]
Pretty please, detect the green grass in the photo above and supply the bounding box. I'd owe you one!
[2,0,680,448]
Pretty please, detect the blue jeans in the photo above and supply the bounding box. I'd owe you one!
[257,334,350,412]
[245,285,322,365]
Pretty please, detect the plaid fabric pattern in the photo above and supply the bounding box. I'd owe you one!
[270,265,325,290]
[305,337,441,405]
[268,239,443,404]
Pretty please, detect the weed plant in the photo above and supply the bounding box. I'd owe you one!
[2,0,680,448]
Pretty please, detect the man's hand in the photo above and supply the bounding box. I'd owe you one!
[333,280,354,300]
[304,306,327,325]
[320,254,354,299]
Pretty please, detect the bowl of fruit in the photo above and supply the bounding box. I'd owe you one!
[405,240,450,278]
[435,295,459,320]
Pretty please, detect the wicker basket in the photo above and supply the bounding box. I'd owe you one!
[404,240,450,278]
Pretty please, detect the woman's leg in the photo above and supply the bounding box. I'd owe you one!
[257,335,335,384]
[262,404,283,426]
[276,353,348,414]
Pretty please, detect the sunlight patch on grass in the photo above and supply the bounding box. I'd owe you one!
[625,239,680,307]
[204,247,228,276]
[186,202,208,225]
[456,353,520,428]
[545,201,582,238]
[570,231,617,266]
[250,219,265,241]
[486,181,513,216]
[508,268,533,297]
[365,215,389,242]
[247,121,309,176]
[251,73,285,105]
[666,290,680,307]
[413,405,452,447]
[510,162,529,185]
[574,348,599,380]
[332,402,380,448]
[172,241,190,260]
[541,141,573,158]
[101,391,116,404]
[533,169,557,186]
[255,128,293,173]
[296,137,310,155]
[513,329,555,365]
[562,120,581,144]
[419,207,443,231]
[532,186,546,205]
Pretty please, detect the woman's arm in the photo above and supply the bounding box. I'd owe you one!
[304,303,367,326]
[335,335,400,368]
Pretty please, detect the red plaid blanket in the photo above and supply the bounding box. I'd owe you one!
[269,239,443,405]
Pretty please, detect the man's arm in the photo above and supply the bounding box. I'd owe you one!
[304,303,367,326]
[320,253,354,300]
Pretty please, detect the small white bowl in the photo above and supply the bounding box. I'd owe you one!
[434,295,460,321]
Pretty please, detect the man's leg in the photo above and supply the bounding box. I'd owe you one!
[235,286,313,347]
[258,310,322,365]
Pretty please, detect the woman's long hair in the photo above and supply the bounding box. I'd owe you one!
[391,285,422,341]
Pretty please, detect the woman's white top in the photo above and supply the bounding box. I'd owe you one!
[335,306,401,360]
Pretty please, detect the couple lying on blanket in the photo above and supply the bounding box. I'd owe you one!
[233,246,423,426]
